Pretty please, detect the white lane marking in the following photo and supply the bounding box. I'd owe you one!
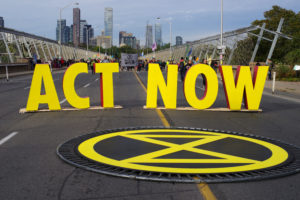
[95,78,99,82]
[83,83,90,88]
[0,132,19,146]
[24,86,30,90]
[263,92,300,104]
[60,98,67,104]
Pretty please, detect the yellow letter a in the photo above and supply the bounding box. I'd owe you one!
[26,64,61,111]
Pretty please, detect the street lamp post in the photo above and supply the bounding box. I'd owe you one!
[59,2,79,59]
[85,25,91,56]
[169,22,172,61]
[220,0,224,64]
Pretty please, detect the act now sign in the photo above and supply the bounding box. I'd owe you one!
[24,63,269,112]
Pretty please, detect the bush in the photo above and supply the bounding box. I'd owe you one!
[284,49,300,65]
[276,63,300,81]
[276,64,290,78]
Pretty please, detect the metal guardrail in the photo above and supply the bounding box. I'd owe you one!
[143,19,291,65]
[0,27,106,64]
[0,63,29,81]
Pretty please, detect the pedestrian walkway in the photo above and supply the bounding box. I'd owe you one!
[265,80,300,96]
[0,67,67,80]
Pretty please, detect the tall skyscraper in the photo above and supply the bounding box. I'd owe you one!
[73,8,80,47]
[0,17,4,27]
[176,36,183,46]
[104,7,113,46]
[80,20,87,44]
[145,24,153,48]
[69,25,73,43]
[155,23,162,47]
[56,19,70,44]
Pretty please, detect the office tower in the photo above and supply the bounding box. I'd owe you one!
[121,36,136,49]
[176,36,183,46]
[69,25,73,43]
[73,7,80,46]
[145,24,153,48]
[56,19,69,44]
[0,17,4,27]
[104,7,113,46]
[119,31,133,46]
[155,23,162,47]
[90,35,112,49]
[80,20,87,44]
[119,31,126,45]
[89,27,94,39]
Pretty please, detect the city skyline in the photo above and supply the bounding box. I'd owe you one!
[1,0,299,47]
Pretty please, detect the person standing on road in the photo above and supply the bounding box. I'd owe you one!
[101,56,109,63]
[267,59,274,80]
[179,57,186,82]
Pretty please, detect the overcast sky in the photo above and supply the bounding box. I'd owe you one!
[1,0,299,46]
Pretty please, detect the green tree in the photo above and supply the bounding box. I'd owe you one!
[251,5,300,62]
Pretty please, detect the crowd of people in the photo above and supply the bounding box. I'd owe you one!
[134,56,220,86]
[28,55,276,85]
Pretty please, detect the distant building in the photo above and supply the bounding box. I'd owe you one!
[73,8,80,46]
[69,25,73,43]
[136,39,140,50]
[0,17,4,27]
[80,20,87,44]
[56,19,70,44]
[121,36,136,49]
[176,36,183,46]
[104,7,113,46]
[145,24,153,48]
[119,31,133,46]
[90,35,112,49]
[89,27,94,43]
[155,23,162,46]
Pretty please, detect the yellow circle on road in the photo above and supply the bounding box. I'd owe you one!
[78,129,289,173]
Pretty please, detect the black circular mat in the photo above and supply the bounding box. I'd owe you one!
[57,127,300,183]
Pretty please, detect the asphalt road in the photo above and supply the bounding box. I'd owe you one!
[0,68,300,200]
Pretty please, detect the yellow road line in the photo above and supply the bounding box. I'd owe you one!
[133,71,170,127]
[133,71,217,200]
[196,182,217,200]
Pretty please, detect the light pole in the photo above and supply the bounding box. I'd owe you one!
[169,21,172,61]
[59,2,79,59]
[85,25,91,56]
[220,0,224,64]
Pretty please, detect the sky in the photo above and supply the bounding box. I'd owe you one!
[1,0,299,46]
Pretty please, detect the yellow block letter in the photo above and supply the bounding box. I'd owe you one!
[26,64,61,111]
[63,63,90,109]
[146,64,178,109]
[95,63,119,108]
[220,65,269,110]
[184,64,218,109]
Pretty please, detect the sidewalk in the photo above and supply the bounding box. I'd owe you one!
[0,67,68,80]
[265,80,300,95]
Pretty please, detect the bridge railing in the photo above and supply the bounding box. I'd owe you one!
[0,27,106,64]
[142,19,291,65]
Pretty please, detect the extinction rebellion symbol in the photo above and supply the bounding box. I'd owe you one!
[57,128,300,183]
